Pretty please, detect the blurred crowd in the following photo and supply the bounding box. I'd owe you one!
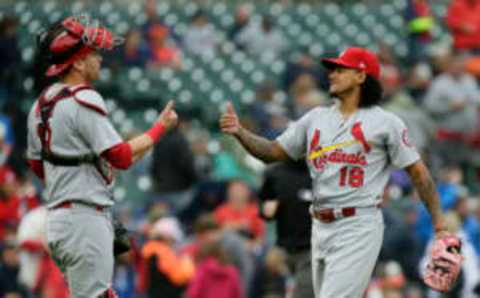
[1,0,480,298]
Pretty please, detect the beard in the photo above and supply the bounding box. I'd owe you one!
[329,89,340,98]
[329,86,348,99]
[328,80,359,100]
[86,68,100,82]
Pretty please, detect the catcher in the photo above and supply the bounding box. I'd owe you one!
[27,16,178,298]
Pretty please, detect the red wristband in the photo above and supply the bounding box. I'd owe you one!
[146,122,166,143]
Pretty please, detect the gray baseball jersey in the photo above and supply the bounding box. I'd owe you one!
[277,102,420,209]
[27,83,123,207]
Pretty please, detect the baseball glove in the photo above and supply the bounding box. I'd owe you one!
[423,235,464,292]
[113,219,131,257]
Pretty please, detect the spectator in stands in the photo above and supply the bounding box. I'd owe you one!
[3,98,27,161]
[436,166,465,211]
[454,197,480,255]
[404,0,433,64]
[381,62,435,153]
[236,15,286,60]
[251,247,290,298]
[249,81,288,139]
[289,73,327,118]
[114,29,150,68]
[179,181,227,226]
[378,42,400,80]
[183,10,218,58]
[381,199,423,284]
[366,261,406,298]
[446,0,480,53]
[415,166,465,247]
[475,199,480,224]
[405,62,433,103]
[182,214,221,259]
[423,54,479,165]
[141,217,194,298]
[0,166,39,242]
[214,180,265,242]
[187,241,245,298]
[283,48,326,92]
[150,124,197,214]
[147,24,182,70]
[229,5,251,48]
[0,17,20,105]
[186,127,214,181]
[465,54,480,80]
[0,240,28,297]
[143,0,163,36]
[182,214,255,297]
[113,253,138,298]
[142,0,180,43]
[0,119,13,167]
[143,0,159,29]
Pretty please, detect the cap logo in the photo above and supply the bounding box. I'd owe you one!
[359,62,366,69]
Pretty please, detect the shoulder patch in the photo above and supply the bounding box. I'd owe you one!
[73,88,108,116]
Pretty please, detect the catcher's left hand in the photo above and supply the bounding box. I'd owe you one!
[423,235,464,292]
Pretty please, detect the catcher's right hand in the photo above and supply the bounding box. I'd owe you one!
[423,235,464,292]
[157,100,178,131]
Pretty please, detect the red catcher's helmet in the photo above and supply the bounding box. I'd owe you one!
[45,16,123,77]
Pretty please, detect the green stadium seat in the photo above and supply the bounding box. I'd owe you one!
[127,2,142,17]
[99,2,114,16]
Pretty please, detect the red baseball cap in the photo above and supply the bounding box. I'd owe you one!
[321,47,381,80]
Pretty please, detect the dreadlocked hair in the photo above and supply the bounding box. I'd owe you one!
[359,75,383,108]
[32,19,83,93]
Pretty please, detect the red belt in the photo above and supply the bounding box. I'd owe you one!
[311,207,356,223]
[52,201,105,212]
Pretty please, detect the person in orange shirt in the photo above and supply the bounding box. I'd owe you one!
[147,24,182,70]
[214,180,265,241]
[141,217,194,298]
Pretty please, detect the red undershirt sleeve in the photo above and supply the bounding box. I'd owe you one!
[101,142,133,170]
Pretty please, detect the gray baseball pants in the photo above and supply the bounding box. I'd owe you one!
[311,207,384,298]
[46,202,114,298]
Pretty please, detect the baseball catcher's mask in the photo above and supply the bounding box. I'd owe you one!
[45,16,124,77]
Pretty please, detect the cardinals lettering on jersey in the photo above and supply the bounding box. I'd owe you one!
[309,122,370,171]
